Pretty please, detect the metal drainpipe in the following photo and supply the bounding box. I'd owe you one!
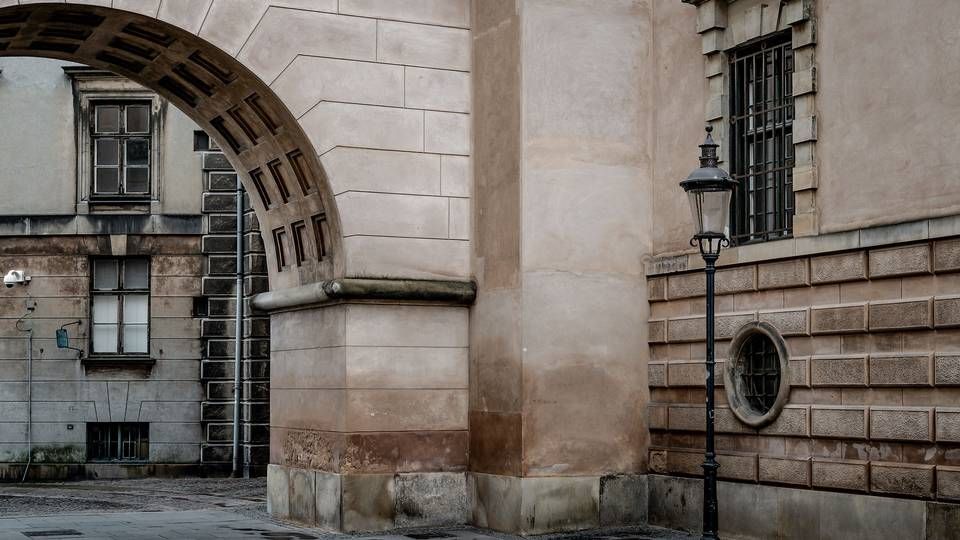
[19,299,35,483]
[232,185,244,477]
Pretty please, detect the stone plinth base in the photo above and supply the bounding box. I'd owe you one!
[469,472,648,535]
[267,465,469,532]
[649,474,960,539]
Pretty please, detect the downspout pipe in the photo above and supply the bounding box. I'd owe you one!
[18,298,35,483]
[232,185,244,477]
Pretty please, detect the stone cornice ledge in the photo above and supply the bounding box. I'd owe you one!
[251,278,477,312]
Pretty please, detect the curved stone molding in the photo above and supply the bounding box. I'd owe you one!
[725,321,792,428]
[251,277,477,312]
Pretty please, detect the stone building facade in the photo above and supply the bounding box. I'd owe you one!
[0,56,269,478]
[0,1,956,539]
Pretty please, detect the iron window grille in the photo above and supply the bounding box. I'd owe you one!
[740,333,781,414]
[90,101,152,199]
[90,257,150,356]
[87,422,149,462]
[729,31,795,245]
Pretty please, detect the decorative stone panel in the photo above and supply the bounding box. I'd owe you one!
[810,406,868,439]
[810,251,867,284]
[649,450,667,474]
[870,462,934,497]
[758,308,808,336]
[715,265,756,295]
[760,405,809,437]
[667,405,704,432]
[716,407,755,434]
[668,273,705,300]
[935,355,960,386]
[667,316,705,343]
[648,405,668,430]
[868,244,931,278]
[810,355,867,387]
[667,361,704,387]
[648,276,667,301]
[868,354,932,386]
[934,295,960,328]
[933,238,960,273]
[717,452,758,482]
[868,298,932,332]
[811,459,868,492]
[666,449,703,476]
[789,358,810,387]
[935,408,960,443]
[810,303,867,334]
[648,363,667,388]
[758,259,809,290]
[648,320,667,344]
[937,465,960,500]
[759,456,810,487]
[715,312,757,340]
[869,407,933,442]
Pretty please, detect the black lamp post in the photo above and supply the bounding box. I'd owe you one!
[679,126,736,540]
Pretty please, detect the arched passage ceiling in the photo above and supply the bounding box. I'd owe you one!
[0,2,342,288]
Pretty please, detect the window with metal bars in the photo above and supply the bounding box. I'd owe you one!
[740,333,781,414]
[87,422,149,462]
[729,31,795,245]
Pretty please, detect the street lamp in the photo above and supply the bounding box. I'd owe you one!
[679,126,736,540]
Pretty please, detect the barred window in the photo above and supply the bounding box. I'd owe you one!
[729,32,794,244]
[91,102,152,198]
[87,422,149,462]
[91,258,150,355]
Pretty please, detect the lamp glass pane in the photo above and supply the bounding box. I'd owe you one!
[688,189,731,237]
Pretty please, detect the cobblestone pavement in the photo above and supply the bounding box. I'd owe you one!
[0,479,694,540]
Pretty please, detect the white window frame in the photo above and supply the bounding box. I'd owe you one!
[90,257,151,358]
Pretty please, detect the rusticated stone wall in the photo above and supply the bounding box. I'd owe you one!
[648,238,960,500]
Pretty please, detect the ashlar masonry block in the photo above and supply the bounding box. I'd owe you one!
[810,355,867,387]
[668,272,705,300]
[810,303,867,334]
[667,361,705,387]
[935,408,960,443]
[870,462,934,497]
[868,354,932,386]
[715,265,756,295]
[715,312,757,340]
[666,449,703,476]
[648,277,666,301]
[934,238,960,272]
[717,452,757,481]
[811,458,869,492]
[789,358,810,387]
[868,244,931,278]
[868,298,932,332]
[667,316,705,343]
[648,363,667,388]
[760,405,809,437]
[758,308,808,336]
[648,405,668,430]
[648,320,666,344]
[938,465,960,500]
[758,259,809,290]
[869,407,933,442]
[759,456,810,487]
[810,406,868,439]
[934,295,960,328]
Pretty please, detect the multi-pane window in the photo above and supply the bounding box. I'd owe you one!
[729,32,794,244]
[87,422,149,462]
[91,102,152,198]
[91,258,150,355]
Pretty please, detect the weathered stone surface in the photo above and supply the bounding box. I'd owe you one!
[648,363,667,387]
[759,457,810,486]
[715,312,757,340]
[717,453,757,481]
[668,272,705,299]
[868,244,931,278]
[811,459,869,491]
[935,408,960,442]
[716,265,756,295]
[758,308,808,336]
[810,304,867,334]
[599,474,647,527]
[667,361,704,387]
[811,251,868,284]
[667,405,703,432]
[810,355,867,387]
[868,354,932,386]
[868,298,932,331]
[716,407,754,434]
[341,473,395,532]
[666,449,702,476]
[667,315,704,343]
[648,405,668,430]
[289,468,317,525]
[935,355,960,385]
[648,277,666,301]
[267,464,290,519]
[758,259,809,290]
[937,465,960,500]
[870,408,932,441]
[315,472,342,530]
[760,406,809,437]
[519,476,600,534]
[810,406,868,439]
[789,358,810,387]
[933,238,960,272]
[648,319,666,344]
[648,450,667,474]
[395,472,468,527]
[934,295,960,328]
[870,462,934,497]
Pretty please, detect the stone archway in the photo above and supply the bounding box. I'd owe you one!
[0,1,475,532]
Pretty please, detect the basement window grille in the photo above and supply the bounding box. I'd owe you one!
[87,422,149,462]
[729,31,795,245]
[739,333,781,414]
